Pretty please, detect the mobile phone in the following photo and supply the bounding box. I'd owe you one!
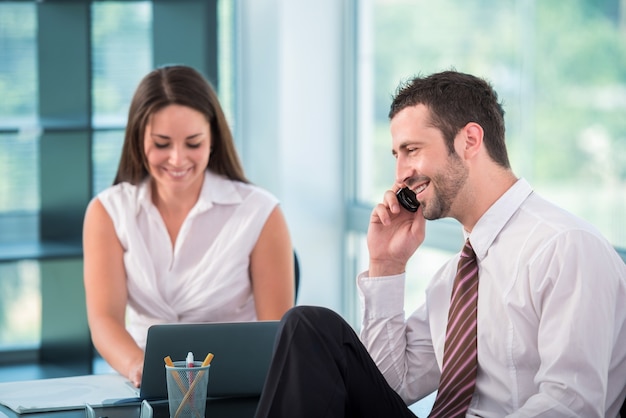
[396,187,419,212]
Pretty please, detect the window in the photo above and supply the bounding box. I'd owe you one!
[0,2,40,351]
[92,2,152,194]
[0,0,228,359]
[0,2,38,243]
[353,0,626,312]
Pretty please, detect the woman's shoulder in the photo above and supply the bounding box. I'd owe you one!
[96,180,149,215]
[235,181,279,207]
[207,171,279,206]
[236,179,276,195]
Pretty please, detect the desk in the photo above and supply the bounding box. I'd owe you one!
[0,397,260,418]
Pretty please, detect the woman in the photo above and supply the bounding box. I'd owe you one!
[83,65,295,387]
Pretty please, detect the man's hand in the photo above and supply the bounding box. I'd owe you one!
[367,188,426,277]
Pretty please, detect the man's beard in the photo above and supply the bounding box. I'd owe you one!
[421,153,468,221]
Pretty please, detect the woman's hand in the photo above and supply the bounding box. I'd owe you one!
[128,358,144,388]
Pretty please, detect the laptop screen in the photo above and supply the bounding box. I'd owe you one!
[139,321,280,400]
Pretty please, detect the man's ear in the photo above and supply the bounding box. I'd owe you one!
[461,122,483,159]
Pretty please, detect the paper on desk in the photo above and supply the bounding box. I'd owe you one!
[0,373,141,413]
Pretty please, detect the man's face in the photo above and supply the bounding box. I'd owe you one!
[391,104,468,220]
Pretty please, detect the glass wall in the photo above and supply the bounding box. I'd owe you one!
[0,261,40,349]
[92,2,152,194]
[354,0,626,311]
[0,3,40,351]
[0,3,39,243]
[0,0,229,356]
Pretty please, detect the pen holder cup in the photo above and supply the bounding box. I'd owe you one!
[165,361,210,418]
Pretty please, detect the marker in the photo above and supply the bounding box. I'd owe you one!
[186,352,194,404]
[186,352,195,386]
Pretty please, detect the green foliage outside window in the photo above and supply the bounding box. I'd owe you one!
[362,0,626,247]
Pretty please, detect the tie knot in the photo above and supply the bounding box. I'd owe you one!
[461,239,475,258]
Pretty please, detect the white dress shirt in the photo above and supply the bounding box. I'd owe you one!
[358,178,626,417]
[98,170,279,349]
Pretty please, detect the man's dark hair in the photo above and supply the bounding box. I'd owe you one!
[389,70,510,168]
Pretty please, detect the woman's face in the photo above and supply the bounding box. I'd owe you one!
[143,104,211,195]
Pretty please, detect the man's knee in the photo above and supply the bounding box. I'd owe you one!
[280,306,353,345]
[282,305,343,326]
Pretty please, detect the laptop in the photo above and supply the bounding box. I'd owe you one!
[138,320,280,401]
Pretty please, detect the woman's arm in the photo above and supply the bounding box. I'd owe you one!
[249,205,295,320]
[83,198,144,387]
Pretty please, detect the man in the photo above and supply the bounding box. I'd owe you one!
[255,71,626,417]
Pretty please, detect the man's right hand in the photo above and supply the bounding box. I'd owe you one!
[367,188,426,277]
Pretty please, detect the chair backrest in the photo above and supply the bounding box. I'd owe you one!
[294,250,300,302]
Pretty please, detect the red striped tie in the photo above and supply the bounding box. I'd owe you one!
[429,239,479,418]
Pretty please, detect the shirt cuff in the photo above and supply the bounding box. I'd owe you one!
[357,270,406,319]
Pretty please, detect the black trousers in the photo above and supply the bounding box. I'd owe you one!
[254,306,418,418]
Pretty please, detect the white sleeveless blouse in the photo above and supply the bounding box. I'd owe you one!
[97,170,278,349]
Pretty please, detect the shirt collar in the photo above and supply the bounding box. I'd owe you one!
[136,170,243,215]
[195,170,243,212]
[465,178,533,260]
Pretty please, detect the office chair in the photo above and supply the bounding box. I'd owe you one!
[294,250,300,302]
